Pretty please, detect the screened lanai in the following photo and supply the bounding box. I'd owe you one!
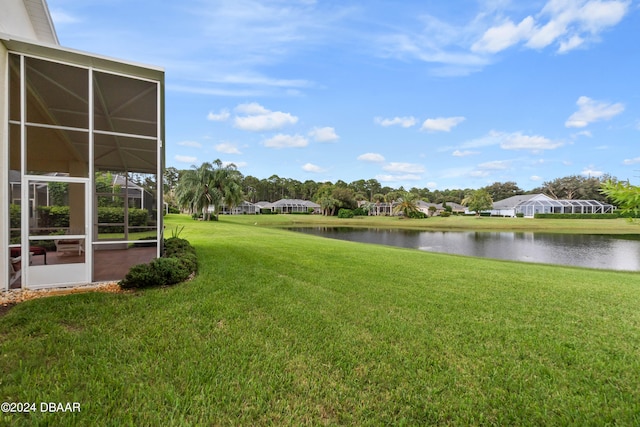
[4,37,164,289]
[515,198,615,217]
[265,199,321,214]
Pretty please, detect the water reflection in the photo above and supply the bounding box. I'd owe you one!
[291,228,640,271]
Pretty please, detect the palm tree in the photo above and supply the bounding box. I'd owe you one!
[175,159,245,220]
[175,162,214,220]
[392,191,420,218]
[213,162,244,219]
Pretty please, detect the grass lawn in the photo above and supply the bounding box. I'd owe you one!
[1,214,639,425]
[228,212,640,234]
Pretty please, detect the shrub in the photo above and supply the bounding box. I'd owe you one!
[353,207,368,216]
[119,237,197,289]
[440,211,451,217]
[119,258,189,289]
[338,208,354,218]
[534,213,619,219]
[516,213,524,218]
[407,210,427,219]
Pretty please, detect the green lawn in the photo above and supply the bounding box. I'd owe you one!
[230,212,640,234]
[1,214,639,425]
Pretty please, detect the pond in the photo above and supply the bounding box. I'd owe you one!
[290,227,640,271]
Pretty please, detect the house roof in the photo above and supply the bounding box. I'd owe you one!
[492,194,551,209]
[0,0,58,45]
[268,199,321,208]
[23,0,59,44]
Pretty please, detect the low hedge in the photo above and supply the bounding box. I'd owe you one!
[338,208,354,218]
[119,237,197,289]
[534,213,619,219]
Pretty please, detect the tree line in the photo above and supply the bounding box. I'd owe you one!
[165,161,623,216]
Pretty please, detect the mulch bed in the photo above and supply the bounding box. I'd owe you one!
[0,283,124,317]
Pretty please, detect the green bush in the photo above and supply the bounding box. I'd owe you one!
[534,213,619,219]
[119,257,189,289]
[353,207,368,216]
[37,206,70,228]
[119,237,197,289]
[407,210,427,219]
[338,208,354,218]
[440,211,451,217]
[516,212,524,218]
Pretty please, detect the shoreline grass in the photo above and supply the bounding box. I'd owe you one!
[224,212,640,234]
[1,214,639,425]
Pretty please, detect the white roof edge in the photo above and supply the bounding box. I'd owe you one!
[38,0,60,45]
[0,33,164,80]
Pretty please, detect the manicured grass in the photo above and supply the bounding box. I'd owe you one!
[1,214,639,425]
[227,212,640,234]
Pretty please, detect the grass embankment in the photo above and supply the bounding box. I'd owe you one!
[1,214,639,425]
[233,213,640,234]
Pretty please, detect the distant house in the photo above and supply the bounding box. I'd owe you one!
[416,201,465,216]
[256,199,321,214]
[111,175,154,211]
[491,194,616,217]
[218,201,258,215]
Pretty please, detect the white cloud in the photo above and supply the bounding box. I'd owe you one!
[473,0,630,55]
[500,132,564,151]
[421,116,465,132]
[375,174,422,182]
[478,160,510,170]
[50,10,79,25]
[452,149,479,157]
[215,143,242,154]
[581,167,604,177]
[235,102,270,115]
[207,109,231,121]
[374,116,417,128]
[565,96,624,128]
[383,162,425,173]
[573,130,593,138]
[558,35,585,53]
[472,16,535,53]
[222,161,247,168]
[462,130,562,151]
[263,134,308,149]
[357,153,386,163]
[623,157,640,165]
[178,140,202,148]
[426,182,438,189]
[530,175,543,181]
[175,155,198,164]
[234,103,298,131]
[302,163,326,173]
[309,127,339,142]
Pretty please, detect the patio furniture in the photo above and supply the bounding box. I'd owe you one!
[55,229,85,256]
[55,239,84,256]
[10,246,47,264]
[9,255,22,287]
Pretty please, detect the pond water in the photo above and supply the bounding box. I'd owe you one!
[291,227,640,271]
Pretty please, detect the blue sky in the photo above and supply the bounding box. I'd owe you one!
[48,0,640,190]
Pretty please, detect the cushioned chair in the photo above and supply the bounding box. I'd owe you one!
[54,229,85,256]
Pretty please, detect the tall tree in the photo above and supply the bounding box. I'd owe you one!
[482,181,523,202]
[462,189,493,216]
[175,160,244,220]
[210,160,244,220]
[534,175,610,201]
[175,162,215,220]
